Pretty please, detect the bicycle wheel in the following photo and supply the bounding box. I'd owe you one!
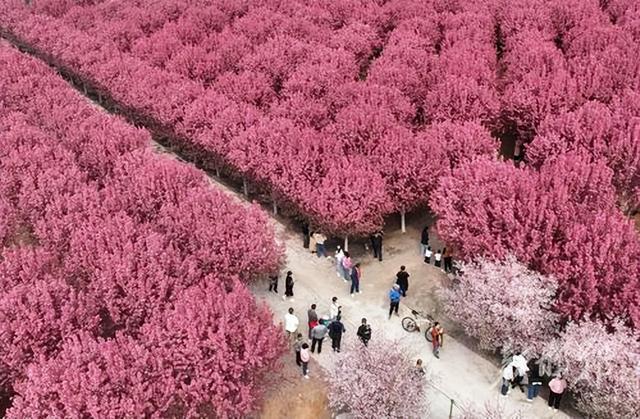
[401,317,417,332]
[425,326,433,342]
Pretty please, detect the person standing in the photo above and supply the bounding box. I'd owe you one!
[371,230,383,261]
[357,318,371,346]
[284,271,294,301]
[328,315,345,352]
[302,222,310,249]
[443,247,453,273]
[388,284,401,318]
[268,274,278,294]
[526,359,543,402]
[424,246,433,264]
[511,352,529,392]
[548,375,567,411]
[309,231,317,255]
[314,232,327,257]
[335,245,345,278]
[293,333,304,366]
[311,317,329,354]
[307,304,318,339]
[330,297,341,320]
[420,226,429,257]
[395,265,410,297]
[501,363,516,396]
[431,322,444,359]
[350,262,361,296]
[341,251,353,282]
[434,249,443,269]
[300,343,310,379]
[284,307,299,343]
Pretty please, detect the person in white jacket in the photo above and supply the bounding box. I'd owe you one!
[284,307,299,343]
[329,297,341,320]
[335,246,345,278]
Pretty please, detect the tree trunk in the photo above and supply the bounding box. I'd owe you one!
[344,236,349,251]
[400,210,406,233]
[272,200,278,215]
[242,179,248,197]
[215,166,220,177]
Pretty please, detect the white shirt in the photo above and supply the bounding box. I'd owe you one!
[314,233,326,244]
[425,249,433,257]
[435,253,442,261]
[284,313,299,333]
[330,303,340,319]
[502,363,515,380]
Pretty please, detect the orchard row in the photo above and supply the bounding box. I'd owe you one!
[0,42,283,417]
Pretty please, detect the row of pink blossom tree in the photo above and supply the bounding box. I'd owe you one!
[0,42,284,416]
[0,0,501,235]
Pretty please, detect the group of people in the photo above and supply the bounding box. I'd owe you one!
[420,226,453,272]
[285,298,373,378]
[501,352,568,411]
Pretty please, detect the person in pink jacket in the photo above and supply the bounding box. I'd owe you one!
[300,343,310,379]
[548,374,567,411]
[341,251,353,282]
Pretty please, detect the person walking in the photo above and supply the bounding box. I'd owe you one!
[548,374,567,412]
[330,297,341,320]
[434,249,443,269]
[341,251,353,282]
[370,230,383,261]
[350,262,361,296]
[268,274,278,294]
[395,265,410,297]
[335,245,345,278]
[313,232,327,257]
[302,222,310,249]
[430,322,444,359]
[526,359,543,402]
[284,307,299,343]
[420,226,429,257]
[443,247,453,273]
[293,333,304,366]
[283,271,294,301]
[307,304,318,339]
[300,342,310,379]
[357,318,371,346]
[311,317,329,354]
[424,245,432,264]
[501,363,516,396]
[388,284,401,318]
[328,315,345,352]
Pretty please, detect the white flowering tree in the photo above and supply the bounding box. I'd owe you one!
[439,255,560,356]
[543,320,640,419]
[326,337,429,418]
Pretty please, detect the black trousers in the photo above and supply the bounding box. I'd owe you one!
[548,391,563,409]
[311,337,324,353]
[389,301,399,317]
[331,335,342,351]
[373,244,382,261]
[303,233,310,249]
[444,257,453,272]
[268,279,277,293]
[295,351,301,366]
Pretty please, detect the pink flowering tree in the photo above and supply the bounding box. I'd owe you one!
[326,337,429,418]
[543,321,640,419]
[439,256,560,356]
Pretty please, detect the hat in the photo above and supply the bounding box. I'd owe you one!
[393,284,400,289]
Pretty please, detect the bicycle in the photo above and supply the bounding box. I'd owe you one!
[401,308,436,342]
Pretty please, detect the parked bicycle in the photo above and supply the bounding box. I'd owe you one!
[401,308,436,342]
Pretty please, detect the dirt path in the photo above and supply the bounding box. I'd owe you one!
[152,150,578,418]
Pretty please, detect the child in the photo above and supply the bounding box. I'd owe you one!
[434,249,442,268]
[268,274,278,294]
[424,246,432,264]
[300,343,310,379]
[293,333,304,366]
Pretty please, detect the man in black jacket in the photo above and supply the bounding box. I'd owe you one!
[356,318,371,346]
[396,265,410,297]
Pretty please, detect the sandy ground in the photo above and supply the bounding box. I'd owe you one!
[153,147,580,418]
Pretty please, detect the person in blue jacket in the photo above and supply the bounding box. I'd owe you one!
[388,284,402,318]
